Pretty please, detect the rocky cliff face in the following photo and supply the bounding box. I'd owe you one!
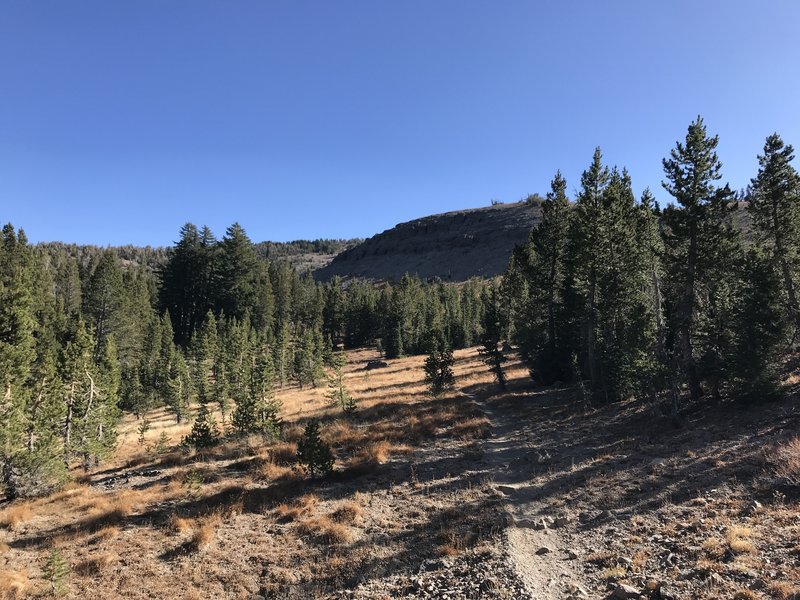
[314,201,541,282]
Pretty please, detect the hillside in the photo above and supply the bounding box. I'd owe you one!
[314,201,542,282]
[2,348,798,599]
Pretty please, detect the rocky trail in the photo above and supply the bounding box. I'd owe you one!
[465,389,590,600]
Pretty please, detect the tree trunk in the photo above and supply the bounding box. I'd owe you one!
[684,224,701,402]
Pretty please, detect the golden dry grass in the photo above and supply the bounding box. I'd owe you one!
[768,581,800,600]
[0,504,31,530]
[0,569,29,599]
[329,501,363,524]
[189,514,222,551]
[74,552,118,577]
[726,526,756,554]
[773,436,800,485]
[167,514,193,534]
[601,565,627,580]
[296,515,352,545]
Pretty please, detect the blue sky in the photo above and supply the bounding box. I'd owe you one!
[1,1,798,246]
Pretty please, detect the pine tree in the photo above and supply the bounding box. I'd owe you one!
[184,401,218,449]
[216,223,262,322]
[166,352,192,424]
[43,546,71,596]
[568,148,610,396]
[730,247,786,401]
[662,116,738,405]
[82,249,124,360]
[512,171,572,383]
[296,419,334,477]
[0,225,37,497]
[423,347,455,397]
[748,133,800,339]
[479,286,508,391]
[326,353,356,414]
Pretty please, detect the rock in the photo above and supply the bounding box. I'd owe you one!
[535,546,552,555]
[554,514,571,528]
[657,584,677,600]
[612,583,641,599]
[479,578,498,593]
[365,360,388,370]
[566,582,589,597]
[566,549,580,560]
[496,484,516,495]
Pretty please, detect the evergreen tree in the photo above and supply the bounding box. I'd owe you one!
[326,353,356,414]
[216,223,261,322]
[297,419,334,477]
[748,133,800,339]
[729,247,786,401]
[511,170,572,383]
[423,347,455,397]
[479,286,508,391]
[0,225,37,497]
[662,116,738,405]
[82,249,124,360]
[184,401,218,449]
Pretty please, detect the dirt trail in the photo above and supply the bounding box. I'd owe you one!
[465,389,588,599]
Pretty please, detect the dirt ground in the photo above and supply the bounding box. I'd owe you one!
[1,348,799,600]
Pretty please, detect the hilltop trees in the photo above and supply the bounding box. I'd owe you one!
[748,133,800,339]
[504,117,794,410]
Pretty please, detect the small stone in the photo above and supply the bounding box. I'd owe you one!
[566,549,579,560]
[657,584,677,600]
[566,582,589,597]
[536,546,552,555]
[496,485,516,495]
[612,583,641,599]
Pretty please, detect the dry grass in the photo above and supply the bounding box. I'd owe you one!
[0,569,29,599]
[91,525,121,542]
[274,493,319,522]
[267,442,298,465]
[702,536,727,558]
[0,505,31,530]
[329,501,363,524]
[167,514,193,534]
[189,514,222,551]
[601,565,627,580]
[726,526,756,554]
[773,436,800,486]
[768,581,800,600]
[74,552,118,576]
[732,590,759,600]
[83,490,141,530]
[452,415,491,440]
[297,516,353,545]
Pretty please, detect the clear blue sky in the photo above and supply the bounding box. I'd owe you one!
[1,1,798,246]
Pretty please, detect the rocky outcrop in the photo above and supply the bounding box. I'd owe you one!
[314,201,541,282]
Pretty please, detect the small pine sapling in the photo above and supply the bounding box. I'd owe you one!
[297,420,334,477]
[424,348,455,397]
[43,547,70,596]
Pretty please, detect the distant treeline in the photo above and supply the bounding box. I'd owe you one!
[1,220,488,498]
[35,238,363,273]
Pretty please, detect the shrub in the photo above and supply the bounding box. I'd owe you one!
[424,349,455,397]
[297,420,334,477]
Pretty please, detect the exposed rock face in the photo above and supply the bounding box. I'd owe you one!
[314,202,541,282]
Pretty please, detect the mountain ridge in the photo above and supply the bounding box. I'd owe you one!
[314,201,542,282]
